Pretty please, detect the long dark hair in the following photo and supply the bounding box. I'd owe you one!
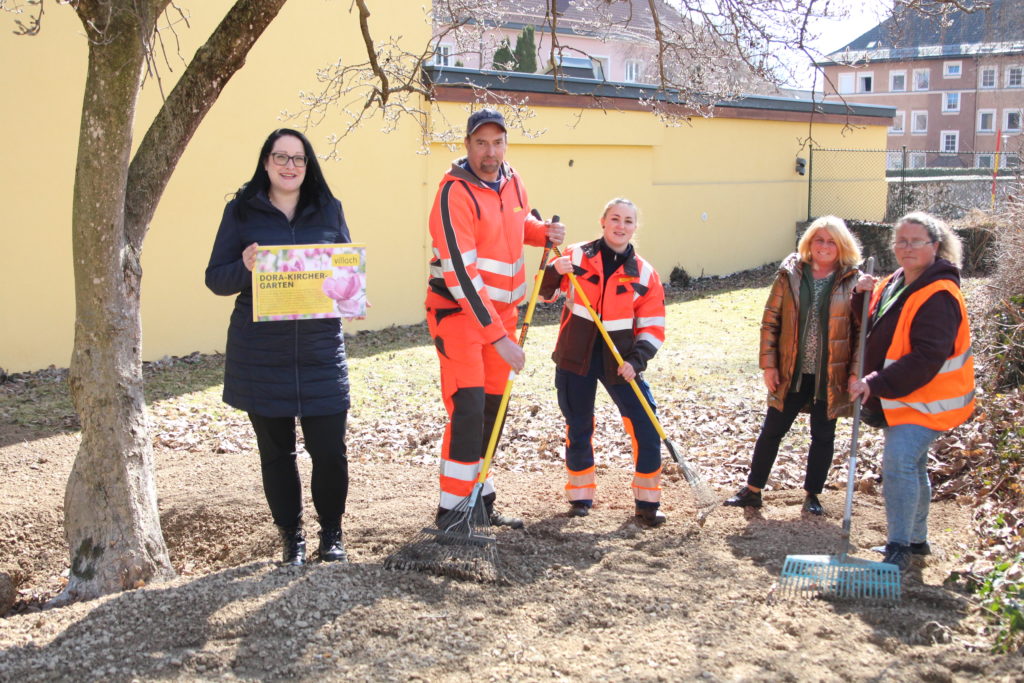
[234,128,335,220]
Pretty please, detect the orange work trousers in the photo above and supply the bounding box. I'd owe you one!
[426,304,518,510]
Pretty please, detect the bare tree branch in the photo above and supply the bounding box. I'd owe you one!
[2,0,44,36]
[125,0,289,247]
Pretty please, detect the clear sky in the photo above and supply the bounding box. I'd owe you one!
[793,0,893,90]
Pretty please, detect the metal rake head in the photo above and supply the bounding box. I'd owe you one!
[778,554,901,603]
[383,501,502,583]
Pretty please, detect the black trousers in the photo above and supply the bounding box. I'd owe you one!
[248,411,348,529]
[747,374,836,495]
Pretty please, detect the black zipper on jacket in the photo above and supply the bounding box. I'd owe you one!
[289,221,302,418]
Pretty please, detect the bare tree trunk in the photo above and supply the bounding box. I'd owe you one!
[58,0,289,602]
[63,1,174,601]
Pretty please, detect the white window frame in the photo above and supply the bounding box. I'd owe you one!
[1007,66,1023,88]
[837,72,855,94]
[909,152,927,169]
[857,71,875,93]
[624,60,642,83]
[941,130,959,154]
[942,92,961,113]
[911,110,929,134]
[1002,153,1020,169]
[889,111,905,134]
[889,70,907,92]
[980,66,997,88]
[943,61,962,78]
[887,151,904,170]
[976,153,994,169]
[977,109,996,133]
[913,68,930,91]
[1005,108,1023,132]
[433,42,453,66]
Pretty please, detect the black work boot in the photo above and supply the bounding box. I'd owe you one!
[568,502,591,517]
[318,524,348,563]
[278,525,306,566]
[802,493,824,516]
[482,493,524,529]
[635,506,667,527]
[723,486,763,508]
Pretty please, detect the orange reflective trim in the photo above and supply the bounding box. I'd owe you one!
[633,489,660,503]
[632,468,662,480]
[566,468,596,488]
[622,417,640,467]
[439,474,475,497]
[565,487,595,502]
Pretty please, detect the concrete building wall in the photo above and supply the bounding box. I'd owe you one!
[823,54,1024,163]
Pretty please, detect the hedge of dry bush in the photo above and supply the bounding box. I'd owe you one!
[948,187,1024,653]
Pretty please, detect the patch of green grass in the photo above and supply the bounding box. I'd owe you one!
[0,368,76,435]
[0,277,774,445]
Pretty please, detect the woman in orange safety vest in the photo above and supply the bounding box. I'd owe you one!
[539,198,668,526]
[850,211,974,574]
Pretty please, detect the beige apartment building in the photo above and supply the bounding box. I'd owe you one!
[817,0,1024,170]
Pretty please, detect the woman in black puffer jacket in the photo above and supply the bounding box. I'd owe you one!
[206,129,352,566]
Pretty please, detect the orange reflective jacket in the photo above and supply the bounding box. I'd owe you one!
[426,160,547,343]
[869,277,975,430]
[543,239,665,381]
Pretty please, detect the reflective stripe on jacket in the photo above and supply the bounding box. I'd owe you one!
[541,238,665,381]
[426,159,547,343]
[869,276,975,430]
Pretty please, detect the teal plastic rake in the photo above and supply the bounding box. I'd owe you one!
[779,554,900,601]
[778,258,901,603]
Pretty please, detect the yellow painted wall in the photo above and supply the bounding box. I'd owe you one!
[1,3,888,373]
[1,1,432,373]
[430,104,888,286]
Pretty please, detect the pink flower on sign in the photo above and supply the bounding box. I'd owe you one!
[322,272,365,318]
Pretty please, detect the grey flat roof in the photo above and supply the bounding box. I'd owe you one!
[424,65,895,119]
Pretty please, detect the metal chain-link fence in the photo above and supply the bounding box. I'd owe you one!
[807,146,1020,223]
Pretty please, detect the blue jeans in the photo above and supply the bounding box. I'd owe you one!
[882,423,941,546]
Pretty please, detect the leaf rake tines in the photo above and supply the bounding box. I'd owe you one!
[384,501,503,583]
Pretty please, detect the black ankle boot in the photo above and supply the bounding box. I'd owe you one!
[318,525,348,563]
[278,525,306,566]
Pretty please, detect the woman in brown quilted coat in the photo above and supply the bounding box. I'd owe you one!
[724,216,863,515]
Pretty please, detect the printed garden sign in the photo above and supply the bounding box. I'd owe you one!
[252,243,366,321]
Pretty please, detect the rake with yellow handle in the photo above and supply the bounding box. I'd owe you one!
[551,243,720,525]
[383,216,555,580]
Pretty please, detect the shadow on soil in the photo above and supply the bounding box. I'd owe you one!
[725,509,976,648]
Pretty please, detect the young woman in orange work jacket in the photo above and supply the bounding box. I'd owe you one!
[850,211,974,573]
[539,198,668,526]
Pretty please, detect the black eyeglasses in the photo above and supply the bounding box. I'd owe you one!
[269,152,308,168]
[894,239,934,249]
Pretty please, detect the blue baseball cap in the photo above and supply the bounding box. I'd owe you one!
[466,108,507,136]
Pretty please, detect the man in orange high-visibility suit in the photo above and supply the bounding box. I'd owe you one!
[426,108,565,528]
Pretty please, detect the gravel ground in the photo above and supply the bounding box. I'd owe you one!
[0,427,1020,681]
